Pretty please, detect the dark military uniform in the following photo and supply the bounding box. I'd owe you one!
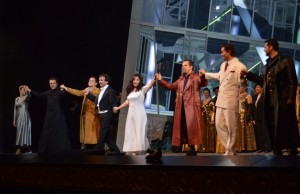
[246,54,300,155]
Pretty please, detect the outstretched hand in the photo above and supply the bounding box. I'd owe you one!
[199,69,206,75]
[84,88,89,95]
[240,69,248,77]
[155,73,162,80]
[60,84,66,90]
[25,86,31,93]
[113,107,118,113]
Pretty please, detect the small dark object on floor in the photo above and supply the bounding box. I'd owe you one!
[145,147,162,163]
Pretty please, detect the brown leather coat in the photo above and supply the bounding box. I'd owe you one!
[159,72,208,146]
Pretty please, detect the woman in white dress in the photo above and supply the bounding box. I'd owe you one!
[13,85,32,154]
[114,74,156,155]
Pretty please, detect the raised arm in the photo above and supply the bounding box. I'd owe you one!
[145,74,157,90]
[60,84,85,97]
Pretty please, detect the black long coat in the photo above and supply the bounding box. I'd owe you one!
[247,54,300,149]
[31,88,71,154]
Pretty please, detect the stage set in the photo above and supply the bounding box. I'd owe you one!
[0,151,300,194]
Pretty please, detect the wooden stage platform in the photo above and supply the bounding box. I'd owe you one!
[0,151,300,194]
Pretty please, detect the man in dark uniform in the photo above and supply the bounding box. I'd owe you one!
[243,39,300,155]
[212,86,219,105]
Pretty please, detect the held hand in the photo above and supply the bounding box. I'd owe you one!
[240,69,248,78]
[26,87,31,92]
[156,73,162,80]
[84,88,89,95]
[60,84,66,90]
[199,69,206,75]
[113,107,118,113]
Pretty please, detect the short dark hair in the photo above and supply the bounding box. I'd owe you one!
[254,83,263,89]
[213,86,219,92]
[99,74,111,83]
[89,76,97,81]
[265,39,279,51]
[182,59,194,67]
[221,43,236,57]
[49,77,58,83]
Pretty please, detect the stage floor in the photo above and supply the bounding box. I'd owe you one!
[1,151,300,194]
[0,151,300,167]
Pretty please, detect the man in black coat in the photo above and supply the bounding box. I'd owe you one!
[243,39,300,155]
[251,83,271,153]
[86,74,121,155]
[27,77,71,154]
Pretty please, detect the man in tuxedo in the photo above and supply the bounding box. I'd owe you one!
[86,74,121,155]
[251,83,271,153]
[212,86,219,105]
[200,43,247,155]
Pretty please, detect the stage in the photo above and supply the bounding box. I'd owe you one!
[0,151,300,194]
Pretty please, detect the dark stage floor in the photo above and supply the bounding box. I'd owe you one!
[1,151,300,167]
[1,151,300,194]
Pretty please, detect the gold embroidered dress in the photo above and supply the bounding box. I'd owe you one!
[296,91,300,134]
[198,100,216,152]
[236,93,256,152]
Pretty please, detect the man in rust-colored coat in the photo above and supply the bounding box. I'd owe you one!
[157,59,208,155]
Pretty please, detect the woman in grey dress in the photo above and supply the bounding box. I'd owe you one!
[13,85,32,154]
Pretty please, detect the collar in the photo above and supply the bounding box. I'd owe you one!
[101,85,109,91]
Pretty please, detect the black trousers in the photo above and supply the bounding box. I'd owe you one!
[95,112,120,153]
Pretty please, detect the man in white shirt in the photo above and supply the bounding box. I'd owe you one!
[86,74,121,155]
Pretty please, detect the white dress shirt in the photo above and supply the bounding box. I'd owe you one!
[97,85,109,114]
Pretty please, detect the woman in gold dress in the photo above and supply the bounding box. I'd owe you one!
[236,83,256,152]
[60,76,100,149]
[296,84,300,152]
[296,84,300,133]
[198,88,216,153]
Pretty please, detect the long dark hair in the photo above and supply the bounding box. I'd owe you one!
[126,74,144,96]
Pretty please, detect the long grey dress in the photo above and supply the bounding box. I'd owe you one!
[13,94,32,146]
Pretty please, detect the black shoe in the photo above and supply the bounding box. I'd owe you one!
[106,151,124,156]
[186,145,197,156]
[273,150,283,155]
[288,148,299,156]
[146,148,162,163]
[172,146,182,153]
[262,149,272,153]
[88,149,105,155]
[186,150,197,156]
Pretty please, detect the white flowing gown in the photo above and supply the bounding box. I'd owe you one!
[122,86,150,152]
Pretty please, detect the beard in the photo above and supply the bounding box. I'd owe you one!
[265,52,270,57]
